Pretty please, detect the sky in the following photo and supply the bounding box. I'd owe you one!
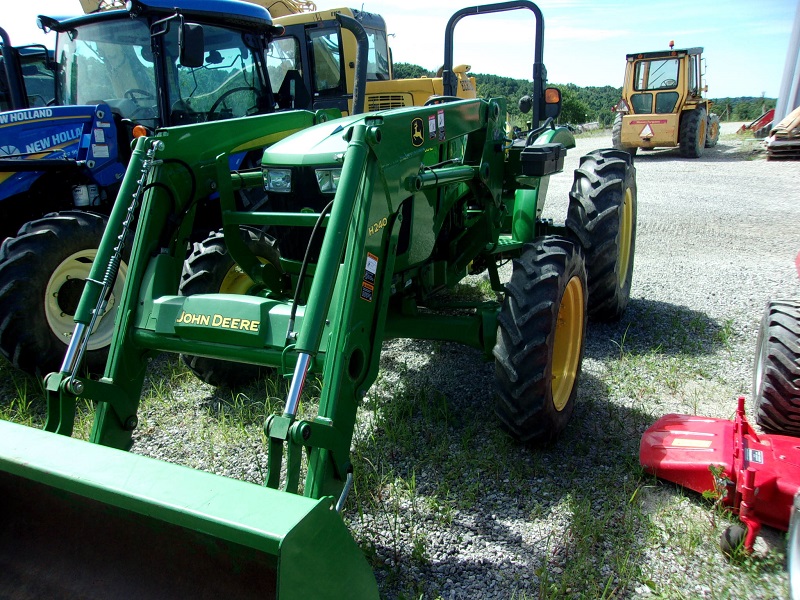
[2,0,797,98]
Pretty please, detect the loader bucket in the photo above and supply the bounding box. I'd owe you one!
[0,420,378,600]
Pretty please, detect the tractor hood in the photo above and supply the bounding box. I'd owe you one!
[261,113,367,166]
[262,104,442,166]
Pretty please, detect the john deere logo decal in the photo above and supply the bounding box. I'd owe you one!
[411,117,424,147]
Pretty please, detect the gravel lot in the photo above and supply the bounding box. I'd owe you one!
[127,122,799,599]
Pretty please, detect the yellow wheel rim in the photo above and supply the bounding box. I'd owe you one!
[698,118,707,149]
[219,258,270,295]
[552,275,585,412]
[45,250,128,351]
[220,264,256,295]
[618,187,634,288]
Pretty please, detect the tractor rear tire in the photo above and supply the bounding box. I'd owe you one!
[493,236,587,444]
[0,211,127,377]
[679,106,707,158]
[752,299,800,435]
[566,149,637,322]
[705,113,721,148]
[611,113,638,156]
[179,227,280,388]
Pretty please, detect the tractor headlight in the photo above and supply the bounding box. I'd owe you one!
[263,168,292,193]
[315,168,341,194]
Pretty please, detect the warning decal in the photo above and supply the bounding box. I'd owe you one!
[744,447,764,464]
[639,124,654,138]
[364,252,378,284]
[361,282,374,302]
[361,252,379,301]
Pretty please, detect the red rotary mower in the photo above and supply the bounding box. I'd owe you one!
[640,396,800,552]
[640,250,800,595]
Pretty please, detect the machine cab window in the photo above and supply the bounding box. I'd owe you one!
[56,19,157,126]
[634,58,679,91]
[363,25,389,81]
[165,25,268,123]
[266,36,301,93]
[308,27,342,94]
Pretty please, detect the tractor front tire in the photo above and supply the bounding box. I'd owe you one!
[705,113,721,148]
[679,106,707,158]
[752,299,800,435]
[179,228,280,388]
[493,236,587,444]
[0,211,127,377]
[611,113,638,156]
[566,149,637,321]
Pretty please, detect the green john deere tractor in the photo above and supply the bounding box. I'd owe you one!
[0,2,637,597]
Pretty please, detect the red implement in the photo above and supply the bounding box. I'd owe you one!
[640,397,800,550]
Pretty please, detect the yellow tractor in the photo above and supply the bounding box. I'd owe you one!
[612,42,720,158]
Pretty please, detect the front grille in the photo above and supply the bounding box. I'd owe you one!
[367,95,408,111]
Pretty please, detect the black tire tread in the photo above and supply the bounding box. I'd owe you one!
[493,236,587,444]
[0,211,112,376]
[566,149,637,321]
[753,299,800,434]
[611,113,638,156]
[679,107,707,158]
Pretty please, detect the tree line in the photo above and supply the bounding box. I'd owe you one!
[393,62,777,128]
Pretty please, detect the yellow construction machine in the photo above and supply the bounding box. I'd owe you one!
[269,5,477,114]
[611,41,720,158]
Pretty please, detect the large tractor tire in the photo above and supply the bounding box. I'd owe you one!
[705,113,721,148]
[566,149,637,322]
[0,211,128,377]
[493,236,588,444]
[679,106,707,158]
[611,113,638,156]
[179,227,280,388]
[752,299,800,435]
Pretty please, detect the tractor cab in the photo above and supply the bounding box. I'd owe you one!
[39,0,280,135]
[0,27,54,111]
[269,7,389,115]
[618,44,705,117]
[270,7,478,115]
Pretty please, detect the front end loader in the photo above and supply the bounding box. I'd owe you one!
[0,1,637,596]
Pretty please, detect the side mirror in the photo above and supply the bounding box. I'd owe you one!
[180,22,204,68]
[543,87,561,120]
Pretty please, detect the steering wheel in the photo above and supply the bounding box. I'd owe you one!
[660,79,677,88]
[125,88,155,105]
[207,87,256,121]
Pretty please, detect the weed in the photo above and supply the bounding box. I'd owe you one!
[715,318,736,350]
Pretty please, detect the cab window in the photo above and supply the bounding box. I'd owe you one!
[266,36,300,93]
[363,27,389,81]
[308,28,342,93]
[634,58,679,91]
